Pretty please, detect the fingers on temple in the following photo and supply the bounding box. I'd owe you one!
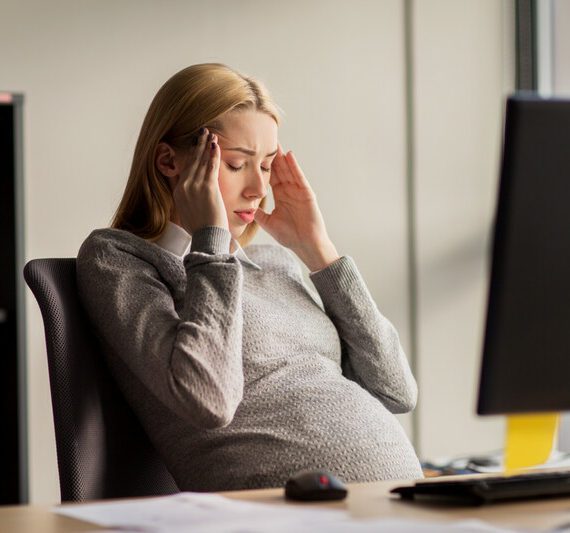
[189,128,209,180]
[285,151,310,187]
[196,133,215,182]
[270,160,284,186]
[208,139,220,179]
[270,144,286,185]
[279,150,301,185]
[273,146,295,183]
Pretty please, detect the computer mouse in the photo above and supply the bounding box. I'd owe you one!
[284,469,348,501]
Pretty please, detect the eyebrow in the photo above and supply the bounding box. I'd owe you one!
[225,147,278,157]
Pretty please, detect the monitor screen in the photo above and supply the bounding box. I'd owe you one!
[477,95,570,415]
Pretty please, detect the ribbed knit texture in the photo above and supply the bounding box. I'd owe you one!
[76,226,422,491]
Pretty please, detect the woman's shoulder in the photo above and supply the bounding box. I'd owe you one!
[77,227,169,272]
[80,226,138,247]
[79,227,141,259]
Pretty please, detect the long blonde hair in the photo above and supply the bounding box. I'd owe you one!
[111,63,282,246]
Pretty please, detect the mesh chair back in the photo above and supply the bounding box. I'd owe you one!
[24,258,178,501]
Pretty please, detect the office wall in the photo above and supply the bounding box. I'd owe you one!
[413,1,514,458]
[554,0,570,94]
[1,0,410,502]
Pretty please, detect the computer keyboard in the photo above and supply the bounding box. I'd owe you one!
[391,470,570,505]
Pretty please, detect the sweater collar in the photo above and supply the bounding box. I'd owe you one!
[154,222,261,269]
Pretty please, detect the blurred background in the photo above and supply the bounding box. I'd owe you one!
[1,0,569,504]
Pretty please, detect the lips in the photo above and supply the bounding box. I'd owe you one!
[234,209,256,224]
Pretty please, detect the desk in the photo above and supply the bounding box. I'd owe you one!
[3,480,570,532]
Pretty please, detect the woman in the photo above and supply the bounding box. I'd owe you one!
[77,63,423,491]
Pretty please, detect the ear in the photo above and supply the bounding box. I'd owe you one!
[155,142,179,178]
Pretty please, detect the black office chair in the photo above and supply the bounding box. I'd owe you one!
[24,258,179,502]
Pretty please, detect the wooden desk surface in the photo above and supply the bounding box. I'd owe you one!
[4,479,570,532]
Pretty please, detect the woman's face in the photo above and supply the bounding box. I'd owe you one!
[214,109,278,240]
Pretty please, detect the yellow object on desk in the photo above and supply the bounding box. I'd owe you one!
[505,413,559,472]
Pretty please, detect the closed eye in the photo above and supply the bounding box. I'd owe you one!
[226,163,271,173]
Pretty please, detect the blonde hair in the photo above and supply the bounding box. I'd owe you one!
[111,63,282,247]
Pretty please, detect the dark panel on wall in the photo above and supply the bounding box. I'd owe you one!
[0,98,26,504]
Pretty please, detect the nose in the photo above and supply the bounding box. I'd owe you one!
[243,167,267,199]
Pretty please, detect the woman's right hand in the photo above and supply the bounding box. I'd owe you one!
[172,128,229,235]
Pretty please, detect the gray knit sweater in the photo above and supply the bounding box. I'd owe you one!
[76,225,422,491]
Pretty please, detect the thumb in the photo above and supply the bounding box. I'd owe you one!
[254,207,270,228]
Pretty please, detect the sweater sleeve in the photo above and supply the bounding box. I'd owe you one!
[309,256,417,414]
[76,226,244,429]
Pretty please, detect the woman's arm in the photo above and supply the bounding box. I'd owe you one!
[309,256,418,414]
[77,225,244,429]
[254,146,416,413]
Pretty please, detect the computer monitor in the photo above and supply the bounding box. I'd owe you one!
[477,95,570,415]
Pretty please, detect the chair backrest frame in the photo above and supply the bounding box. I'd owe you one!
[24,258,178,501]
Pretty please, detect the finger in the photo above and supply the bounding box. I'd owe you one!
[271,144,289,178]
[206,139,220,181]
[187,129,208,181]
[195,132,215,184]
[285,151,312,189]
[272,145,294,183]
[268,145,285,187]
[187,128,210,180]
[254,207,270,228]
[269,157,285,187]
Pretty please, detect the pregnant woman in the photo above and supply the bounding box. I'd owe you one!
[77,63,422,491]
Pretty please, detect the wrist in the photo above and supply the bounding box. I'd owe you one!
[190,226,232,255]
[294,240,340,272]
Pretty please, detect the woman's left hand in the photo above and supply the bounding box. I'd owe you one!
[254,145,340,272]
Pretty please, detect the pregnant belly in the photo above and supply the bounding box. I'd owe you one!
[230,372,415,461]
[172,372,422,491]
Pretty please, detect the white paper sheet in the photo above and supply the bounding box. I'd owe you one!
[54,492,518,532]
[55,492,346,532]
